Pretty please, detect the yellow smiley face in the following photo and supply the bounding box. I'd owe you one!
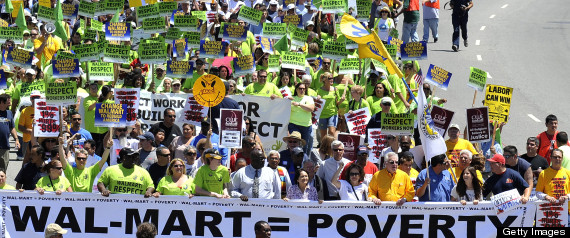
[192,74,226,107]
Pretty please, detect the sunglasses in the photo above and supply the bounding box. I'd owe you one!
[349,172,360,177]
[333,149,344,152]
[159,153,171,157]
[386,161,398,165]
[72,118,81,121]
[76,157,87,161]
[173,84,180,87]
[298,87,306,90]
[185,152,196,156]
[288,140,299,143]
[166,115,176,118]
[116,128,127,132]
[173,164,184,168]
[54,167,63,170]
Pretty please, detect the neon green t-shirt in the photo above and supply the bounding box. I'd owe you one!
[333,83,352,116]
[194,165,230,195]
[156,175,195,195]
[36,176,71,192]
[83,97,112,134]
[64,164,101,193]
[244,82,282,97]
[290,95,314,127]
[182,71,208,91]
[98,164,154,194]
[0,184,16,190]
[367,95,397,115]
[317,87,339,118]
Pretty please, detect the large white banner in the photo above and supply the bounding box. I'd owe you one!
[228,95,291,153]
[138,91,188,131]
[0,191,542,238]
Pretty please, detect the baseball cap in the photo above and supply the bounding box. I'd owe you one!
[30,90,42,99]
[204,148,222,160]
[120,147,140,157]
[44,223,68,238]
[357,145,369,155]
[305,20,315,27]
[287,3,295,10]
[155,64,165,70]
[138,131,155,141]
[172,80,181,85]
[448,124,460,130]
[269,0,279,5]
[488,154,506,165]
[380,97,393,105]
[292,147,304,156]
[25,68,36,75]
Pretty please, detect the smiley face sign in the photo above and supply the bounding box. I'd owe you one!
[193,74,225,107]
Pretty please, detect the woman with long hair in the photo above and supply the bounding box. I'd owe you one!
[153,158,195,197]
[331,163,368,201]
[451,166,483,205]
[317,72,343,138]
[35,160,73,195]
[170,123,196,159]
[284,168,323,203]
[366,81,393,115]
[288,82,314,154]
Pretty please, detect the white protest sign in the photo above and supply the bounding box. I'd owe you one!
[491,188,522,215]
[34,99,60,137]
[138,91,188,131]
[344,107,370,135]
[177,93,209,127]
[114,88,140,126]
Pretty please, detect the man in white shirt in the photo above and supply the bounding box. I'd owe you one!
[316,140,350,200]
[231,150,281,201]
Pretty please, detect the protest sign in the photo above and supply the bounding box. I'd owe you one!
[136,3,159,20]
[174,15,199,31]
[0,70,6,90]
[220,109,243,148]
[88,62,114,81]
[13,81,45,99]
[94,103,127,127]
[466,107,490,143]
[536,200,569,227]
[105,22,130,41]
[400,41,427,60]
[193,74,226,107]
[237,6,262,26]
[259,37,273,54]
[191,10,207,22]
[0,19,7,27]
[267,55,281,73]
[185,32,201,49]
[103,0,123,15]
[5,48,33,68]
[177,93,208,126]
[62,3,78,20]
[0,191,537,238]
[311,97,325,125]
[0,27,23,44]
[143,17,167,34]
[103,44,130,63]
[222,24,248,41]
[38,0,51,8]
[72,43,100,62]
[128,0,144,8]
[491,189,522,215]
[90,19,104,32]
[158,1,177,17]
[130,28,152,45]
[10,0,23,18]
[55,51,76,60]
[367,129,387,164]
[114,88,140,126]
[166,60,193,78]
[338,133,363,161]
[165,27,182,42]
[94,0,106,16]
[356,0,372,21]
[229,95,290,152]
[199,40,227,59]
[425,64,452,90]
[322,0,347,14]
[386,44,398,58]
[322,41,347,62]
[283,14,303,28]
[138,91,188,131]
[45,81,77,106]
[233,55,255,77]
[484,84,512,123]
[289,27,309,47]
[281,52,306,70]
[37,5,56,22]
[468,67,487,92]
[78,0,96,18]
[138,42,167,64]
[345,107,371,136]
[279,86,292,98]
[381,113,414,135]
[82,29,98,42]
[339,58,360,75]
[262,23,287,39]
[34,99,60,137]
[52,59,80,78]
[430,105,454,137]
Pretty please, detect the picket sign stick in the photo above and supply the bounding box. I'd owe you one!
[426,160,431,201]
[472,90,477,107]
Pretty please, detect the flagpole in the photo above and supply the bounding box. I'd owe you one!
[426,160,431,201]
[401,76,418,105]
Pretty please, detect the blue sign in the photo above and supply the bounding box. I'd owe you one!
[199,40,228,59]
[259,37,273,54]
[105,22,131,42]
[424,64,452,90]
[52,59,80,78]
[94,103,128,127]
[0,70,6,90]
[166,60,194,79]
[222,24,248,41]
[5,48,34,69]
[173,38,188,58]
[233,55,255,77]
[400,41,427,60]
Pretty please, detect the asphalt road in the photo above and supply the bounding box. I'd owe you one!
[6,0,570,186]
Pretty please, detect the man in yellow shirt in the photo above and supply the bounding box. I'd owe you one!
[449,149,484,184]
[33,25,62,67]
[368,152,415,205]
[536,149,570,221]
[445,124,478,167]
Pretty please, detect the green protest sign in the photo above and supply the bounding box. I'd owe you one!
[267,55,281,73]
[55,51,76,60]
[322,41,347,61]
[78,0,96,18]
[386,44,398,58]
[90,20,104,32]
[130,28,151,45]
[159,2,177,17]
[136,3,159,20]
[314,0,322,8]
[191,11,207,21]
[94,0,106,16]
[356,0,372,21]
[83,29,98,41]
[45,81,77,106]
[88,62,114,81]
[390,29,399,39]
[37,6,56,22]
[103,0,122,15]
[262,23,286,40]
[174,15,199,31]
[380,113,414,135]
[72,43,100,62]
[290,27,309,47]
[281,52,306,70]
[165,28,182,41]
[237,6,262,26]
[468,67,487,92]
[322,0,346,14]
[138,42,167,64]
[103,44,130,63]
[184,31,201,49]
[0,27,23,44]
[143,17,166,34]
[339,58,360,75]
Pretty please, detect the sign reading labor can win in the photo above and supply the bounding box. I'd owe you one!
[380,113,414,135]
[33,99,60,138]
[484,84,512,123]
[220,109,243,148]
[424,64,452,90]
[94,103,128,127]
[52,59,80,78]
[105,22,130,41]
[192,74,226,107]
[45,81,77,106]
[400,41,428,60]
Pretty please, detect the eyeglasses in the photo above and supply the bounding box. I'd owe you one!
[258,76,267,78]
[72,118,81,121]
[31,33,38,36]
[386,161,398,165]
[323,62,331,65]
[116,128,127,132]
[173,164,184,168]
[333,148,344,152]
[54,167,63,170]
[76,157,87,161]
[23,34,30,37]
[166,115,176,118]
[185,152,196,156]
[46,139,56,143]
[288,140,299,144]
[349,172,360,177]
[173,84,181,87]
[159,153,171,157]
[298,87,306,90]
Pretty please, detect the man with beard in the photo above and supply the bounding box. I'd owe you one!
[104,126,139,165]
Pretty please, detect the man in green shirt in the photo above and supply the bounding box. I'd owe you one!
[244,70,282,99]
[97,147,154,197]
[182,59,208,92]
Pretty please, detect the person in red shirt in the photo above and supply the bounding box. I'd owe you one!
[340,145,379,185]
[537,115,569,164]
[229,136,256,171]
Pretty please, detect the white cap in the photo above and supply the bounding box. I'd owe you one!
[25,68,36,75]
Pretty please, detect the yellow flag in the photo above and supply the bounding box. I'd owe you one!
[340,13,403,78]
